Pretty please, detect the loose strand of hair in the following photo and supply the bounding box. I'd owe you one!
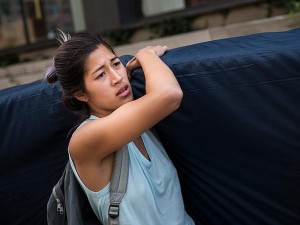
[56,28,71,45]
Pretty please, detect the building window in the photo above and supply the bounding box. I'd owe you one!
[141,0,186,17]
[0,0,26,49]
[140,0,223,17]
[24,0,74,43]
[0,0,85,51]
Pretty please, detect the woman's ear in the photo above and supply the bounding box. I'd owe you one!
[74,90,88,102]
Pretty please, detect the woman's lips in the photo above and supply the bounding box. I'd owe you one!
[117,84,130,97]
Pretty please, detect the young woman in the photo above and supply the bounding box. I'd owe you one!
[46,31,194,225]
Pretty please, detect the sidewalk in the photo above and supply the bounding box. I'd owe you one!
[1,13,300,90]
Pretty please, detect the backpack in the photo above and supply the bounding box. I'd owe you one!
[47,146,129,225]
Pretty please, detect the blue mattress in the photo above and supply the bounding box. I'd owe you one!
[1,28,299,225]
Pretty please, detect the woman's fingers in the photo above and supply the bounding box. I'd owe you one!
[126,56,140,79]
[126,45,169,79]
[155,45,168,57]
[146,45,168,57]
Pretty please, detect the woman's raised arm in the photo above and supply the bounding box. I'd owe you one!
[69,45,182,162]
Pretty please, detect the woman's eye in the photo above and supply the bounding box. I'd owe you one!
[96,72,105,79]
[113,61,121,67]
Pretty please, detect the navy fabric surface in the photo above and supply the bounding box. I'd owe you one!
[0,81,78,224]
[1,28,300,225]
[130,29,300,225]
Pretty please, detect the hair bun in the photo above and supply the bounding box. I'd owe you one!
[45,65,58,83]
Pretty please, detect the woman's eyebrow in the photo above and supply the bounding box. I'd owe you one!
[91,56,119,75]
[111,56,119,62]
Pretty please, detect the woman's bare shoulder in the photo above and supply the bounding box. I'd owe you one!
[68,118,107,161]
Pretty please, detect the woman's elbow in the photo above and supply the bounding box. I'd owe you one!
[168,88,183,111]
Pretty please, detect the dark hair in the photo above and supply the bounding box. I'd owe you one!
[46,30,115,121]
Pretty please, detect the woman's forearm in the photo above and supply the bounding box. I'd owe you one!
[136,48,183,110]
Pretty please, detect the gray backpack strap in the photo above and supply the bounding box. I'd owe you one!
[108,145,129,225]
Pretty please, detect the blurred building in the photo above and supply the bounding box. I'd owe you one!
[0,0,268,55]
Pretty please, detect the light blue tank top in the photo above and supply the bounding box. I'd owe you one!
[69,116,195,225]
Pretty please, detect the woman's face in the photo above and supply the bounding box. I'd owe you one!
[79,44,133,117]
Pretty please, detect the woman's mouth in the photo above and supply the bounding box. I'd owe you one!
[116,84,130,97]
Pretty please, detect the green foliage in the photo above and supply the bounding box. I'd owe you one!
[289,1,300,13]
[268,0,300,13]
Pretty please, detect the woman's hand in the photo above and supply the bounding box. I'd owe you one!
[141,45,168,57]
[126,56,139,80]
[126,45,168,79]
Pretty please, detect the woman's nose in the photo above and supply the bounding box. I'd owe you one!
[111,70,123,85]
